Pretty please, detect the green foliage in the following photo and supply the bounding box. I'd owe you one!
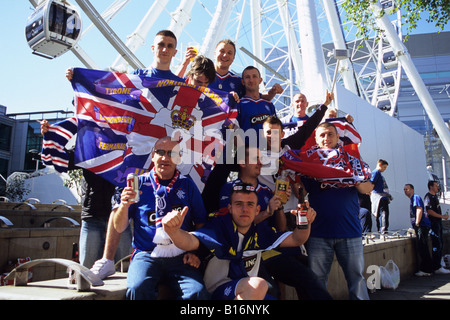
[63,169,83,200]
[5,175,30,202]
[342,0,450,42]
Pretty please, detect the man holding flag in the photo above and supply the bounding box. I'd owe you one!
[41,30,236,281]
[300,122,372,300]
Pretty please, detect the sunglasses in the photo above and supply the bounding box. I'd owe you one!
[154,149,180,157]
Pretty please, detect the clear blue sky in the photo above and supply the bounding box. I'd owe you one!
[1,1,448,115]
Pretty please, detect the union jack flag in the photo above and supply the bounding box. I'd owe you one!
[41,116,77,172]
[42,68,238,190]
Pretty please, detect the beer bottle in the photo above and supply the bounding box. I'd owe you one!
[296,187,309,229]
[275,170,289,204]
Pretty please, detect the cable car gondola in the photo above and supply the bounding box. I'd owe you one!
[382,50,398,69]
[25,0,82,59]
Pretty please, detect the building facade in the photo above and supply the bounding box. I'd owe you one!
[0,109,74,195]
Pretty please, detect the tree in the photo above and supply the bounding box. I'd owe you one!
[341,0,450,41]
[5,173,30,202]
[63,169,83,203]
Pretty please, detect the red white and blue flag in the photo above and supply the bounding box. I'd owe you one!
[280,117,370,188]
[42,68,237,190]
[41,116,77,172]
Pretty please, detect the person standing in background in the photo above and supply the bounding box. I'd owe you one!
[370,159,392,234]
[424,181,450,274]
[404,183,433,277]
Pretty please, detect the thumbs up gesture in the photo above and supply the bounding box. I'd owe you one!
[162,206,188,234]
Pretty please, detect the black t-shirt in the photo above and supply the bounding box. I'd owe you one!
[424,192,441,223]
[80,169,116,220]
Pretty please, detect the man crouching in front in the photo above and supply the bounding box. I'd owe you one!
[163,182,316,300]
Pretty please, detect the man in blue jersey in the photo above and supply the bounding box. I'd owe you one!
[209,39,283,100]
[200,62,281,212]
[280,92,310,124]
[370,159,392,234]
[209,39,244,96]
[236,66,277,133]
[113,136,209,300]
[132,30,185,82]
[301,122,373,300]
[280,92,340,139]
[218,146,283,226]
[162,181,316,300]
[201,90,332,215]
[404,183,433,276]
[218,145,333,300]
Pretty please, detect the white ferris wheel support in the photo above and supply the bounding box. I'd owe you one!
[369,0,450,157]
[111,0,169,72]
[296,0,329,105]
[167,0,195,40]
[275,0,304,93]
[250,0,264,78]
[200,0,238,59]
[74,0,145,70]
[321,0,359,96]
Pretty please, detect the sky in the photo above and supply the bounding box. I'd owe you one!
[1,1,449,116]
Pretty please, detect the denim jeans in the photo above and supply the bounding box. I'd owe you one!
[306,237,369,300]
[79,217,132,268]
[262,252,333,300]
[359,207,372,234]
[126,251,210,300]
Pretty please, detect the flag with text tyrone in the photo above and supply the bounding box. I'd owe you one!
[71,68,237,190]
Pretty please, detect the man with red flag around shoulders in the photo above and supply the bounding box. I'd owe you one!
[300,122,373,300]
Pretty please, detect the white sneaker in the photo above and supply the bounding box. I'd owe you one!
[90,258,115,279]
[415,270,432,277]
[435,267,450,275]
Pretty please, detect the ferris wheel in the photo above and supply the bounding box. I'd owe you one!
[25,0,402,113]
[323,0,404,118]
[24,0,450,156]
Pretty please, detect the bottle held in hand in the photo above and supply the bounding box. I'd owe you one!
[275,170,289,204]
[296,187,309,229]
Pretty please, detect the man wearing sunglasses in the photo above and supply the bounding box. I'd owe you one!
[162,182,316,300]
[113,136,209,300]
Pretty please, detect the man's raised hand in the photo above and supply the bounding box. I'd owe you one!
[162,206,189,234]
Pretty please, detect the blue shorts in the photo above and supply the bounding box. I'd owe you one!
[212,279,241,300]
[211,278,277,300]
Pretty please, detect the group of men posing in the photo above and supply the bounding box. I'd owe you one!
[102,29,376,300]
[44,29,447,301]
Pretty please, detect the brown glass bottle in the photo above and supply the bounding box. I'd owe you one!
[296,187,308,229]
[275,170,289,204]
